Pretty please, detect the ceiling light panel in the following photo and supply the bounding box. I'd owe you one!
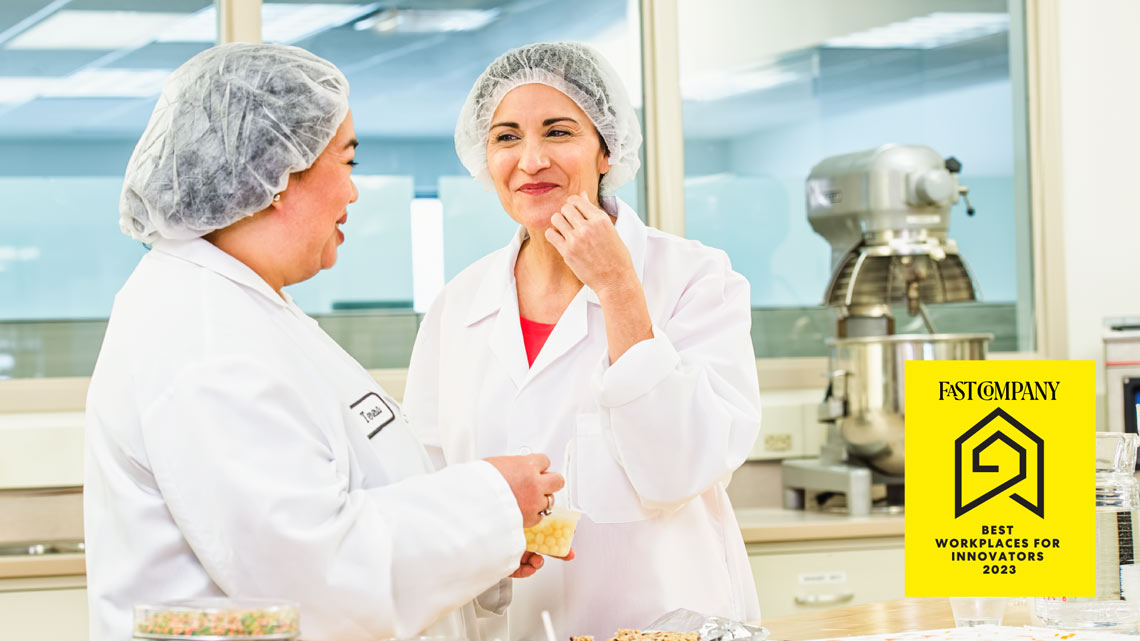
[43,68,169,98]
[357,9,500,34]
[5,10,189,50]
[0,77,46,104]
[264,3,378,42]
[0,69,170,103]
[682,68,802,102]
[158,3,377,43]
[823,12,1009,50]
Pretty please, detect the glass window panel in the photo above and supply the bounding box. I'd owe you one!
[678,0,1032,357]
[285,175,415,311]
[612,179,642,219]
[0,0,644,377]
[0,0,214,378]
[0,177,146,320]
[438,176,518,283]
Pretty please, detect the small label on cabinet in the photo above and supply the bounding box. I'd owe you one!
[798,571,847,585]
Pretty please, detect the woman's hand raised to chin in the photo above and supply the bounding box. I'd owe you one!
[544,192,638,298]
[544,192,653,363]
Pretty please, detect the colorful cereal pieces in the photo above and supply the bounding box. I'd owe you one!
[524,507,581,557]
[133,598,299,639]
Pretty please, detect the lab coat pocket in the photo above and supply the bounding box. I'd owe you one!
[571,413,656,524]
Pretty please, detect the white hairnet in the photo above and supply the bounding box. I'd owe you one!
[120,42,349,243]
[455,41,642,196]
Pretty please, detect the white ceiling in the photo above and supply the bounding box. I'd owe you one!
[0,0,1012,141]
[0,0,631,139]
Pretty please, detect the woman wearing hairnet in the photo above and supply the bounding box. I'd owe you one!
[84,43,564,641]
[403,42,762,639]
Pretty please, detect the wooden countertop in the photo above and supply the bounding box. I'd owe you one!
[762,597,1032,640]
[0,553,85,579]
[736,507,904,543]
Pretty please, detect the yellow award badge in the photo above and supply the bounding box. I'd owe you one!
[905,360,1095,596]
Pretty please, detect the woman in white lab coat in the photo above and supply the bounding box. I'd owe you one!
[402,42,763,640]
[84,43,563,641]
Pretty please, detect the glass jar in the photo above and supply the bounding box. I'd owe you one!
[1033,432,1140,630]
[133,598,299,640]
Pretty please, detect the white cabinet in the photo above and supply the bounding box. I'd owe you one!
[0,574,88,640]
[749,536,904,619]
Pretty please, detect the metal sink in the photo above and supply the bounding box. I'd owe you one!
[0,540,85,557]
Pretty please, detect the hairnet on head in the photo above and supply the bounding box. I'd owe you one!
[120,42,349,243]
[455,41,642,196]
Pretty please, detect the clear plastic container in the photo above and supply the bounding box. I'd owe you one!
[524,507,581,557]
[1033,433,1140,631]
[133,598,299,640]
[950,596,1005,626]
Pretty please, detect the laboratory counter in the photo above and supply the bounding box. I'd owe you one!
[0,553,85,579]
[0,507,901,580]
[0,507,902,579]
[734,507,904,544]
[763,597,1032,640]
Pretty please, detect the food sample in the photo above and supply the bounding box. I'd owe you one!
[133,598,299,639]
[613,630,700,641]
[524,507,581,557]
[575,629,701,641]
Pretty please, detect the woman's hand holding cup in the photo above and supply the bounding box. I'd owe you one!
[485,453,564,528]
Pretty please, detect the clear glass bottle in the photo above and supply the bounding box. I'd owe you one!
[1034,432,1140,630]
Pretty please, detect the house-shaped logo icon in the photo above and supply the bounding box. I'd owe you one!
[954,407,1045,518]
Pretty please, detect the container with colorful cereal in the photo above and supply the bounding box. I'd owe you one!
[133,598,299,640]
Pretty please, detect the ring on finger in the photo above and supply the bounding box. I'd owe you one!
[539,493,554,517]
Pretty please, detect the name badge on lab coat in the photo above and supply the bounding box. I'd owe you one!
[349,392,396,439]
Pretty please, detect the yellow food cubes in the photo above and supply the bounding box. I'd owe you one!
[524,507,581,557]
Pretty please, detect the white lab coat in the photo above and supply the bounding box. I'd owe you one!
[403,198,762,641]
[84,238,525,641]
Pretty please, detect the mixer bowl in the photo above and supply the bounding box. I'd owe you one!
[827,333,992,475]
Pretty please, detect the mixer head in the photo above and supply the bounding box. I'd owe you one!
[807,144,980,322]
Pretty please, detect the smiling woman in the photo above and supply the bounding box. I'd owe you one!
[402,41,762,641]
[83,41,562,641]
[486,84,612,234]
[205,112,360,290]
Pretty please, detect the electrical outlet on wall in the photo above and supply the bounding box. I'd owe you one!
[763,432,794,452]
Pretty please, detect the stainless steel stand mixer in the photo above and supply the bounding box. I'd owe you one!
[782,144,992,516]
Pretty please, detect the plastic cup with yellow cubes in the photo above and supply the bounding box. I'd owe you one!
[523,490,580,558]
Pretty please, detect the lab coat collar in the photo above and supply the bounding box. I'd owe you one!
[463,196,648,327]
[150,237,293,309]
[463,197,648,389]
[464,228,525,327]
